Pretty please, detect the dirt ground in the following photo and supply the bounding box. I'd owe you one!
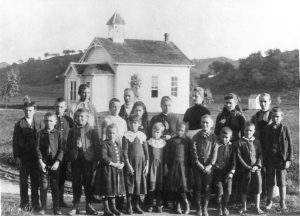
[1,176,300,216]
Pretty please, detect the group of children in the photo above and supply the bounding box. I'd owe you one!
[12,85,293,216]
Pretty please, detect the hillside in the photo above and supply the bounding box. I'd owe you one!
[0,62,9,69]
[0,54,83,105]
[190,57,238,86]
[197,49,299,95]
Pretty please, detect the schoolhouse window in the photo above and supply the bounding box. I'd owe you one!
[171,76,178,97]
[70,81,77,101]
[151,76,158,98]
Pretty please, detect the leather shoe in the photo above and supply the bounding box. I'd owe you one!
[38,209,46,215]
[68,208,79,216]
[53,209,63,215]
[86,204,98,215]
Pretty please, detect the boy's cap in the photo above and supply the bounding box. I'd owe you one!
[129,114,141,122]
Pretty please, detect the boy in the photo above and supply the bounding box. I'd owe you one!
[192,114,218,216]
[148,96,179,139]
[236,122,263,214]
[36,112,63,215]
[54,97,74,208]
[214,127,236,216]
[251,93,272,199]
[70,84,99,131]
[264,107,293,211]
[65,108,101,215]
[12,101,44,211]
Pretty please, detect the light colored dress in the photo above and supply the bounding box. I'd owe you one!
[101,115,128,140]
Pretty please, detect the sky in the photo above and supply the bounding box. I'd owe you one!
[0,0,299,64]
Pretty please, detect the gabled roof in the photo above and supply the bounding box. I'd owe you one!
[73,63,114,75]
[93,37,193,65]
[106,12,125,25]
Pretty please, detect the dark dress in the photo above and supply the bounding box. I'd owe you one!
[123,131,149,195]
[214,108,246,142]
[165,136,192,192]
[147,138,166,192]
[95,139,126,197]
[126,117,149,134]
[148,113,179,138]
[183,104,210,130]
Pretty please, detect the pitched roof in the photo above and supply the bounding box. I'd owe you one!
[95,37,193,65]
[106,12,125,25]
[74,64,114,75]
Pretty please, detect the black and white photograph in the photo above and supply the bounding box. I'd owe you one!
[0,0,299,215]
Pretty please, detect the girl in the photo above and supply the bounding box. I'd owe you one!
[101,98,127,141]
[214,93,246,142]
[183,87,211,139]
[95,124,126,216]
[130,101,149,134]
[165,123,192,215]
[147,122,166,213]
[251,93,272,200]
[123,114,149,215]
[214,93,246,206]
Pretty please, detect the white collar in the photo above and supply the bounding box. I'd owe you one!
[242,136,255,142]
[25,118,33,125]
[148,138,166,148]
[124,131,146,143]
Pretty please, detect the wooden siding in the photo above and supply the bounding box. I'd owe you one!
[83,47,112,64]
[114,65,190,113]
[92,75,114,112]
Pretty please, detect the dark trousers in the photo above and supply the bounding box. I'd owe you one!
[71,153,94,206]
[193,168,213,196]
[266,165,287,188]
[19,161,40,209]
[241,170,262,195]
[59,158,68,200]
[214,170,232,197]
[40,167,60,210]
[231,170,242,203]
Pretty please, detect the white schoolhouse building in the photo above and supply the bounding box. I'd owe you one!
[64,12,193,113]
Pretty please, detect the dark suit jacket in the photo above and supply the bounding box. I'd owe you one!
[264,124,293,163]
[12,116,44,161]
[55,115,74,151]
[148,112,179,138]
[36,129,64,162]
[65,124,101,162]
[236,138,262,171]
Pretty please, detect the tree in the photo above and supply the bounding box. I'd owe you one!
[44,52,49,57]
[208,61,235,75]
[27,57,35,63]
[130,74,142,100]
[0,67,20,108]
[62,50,76,55]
